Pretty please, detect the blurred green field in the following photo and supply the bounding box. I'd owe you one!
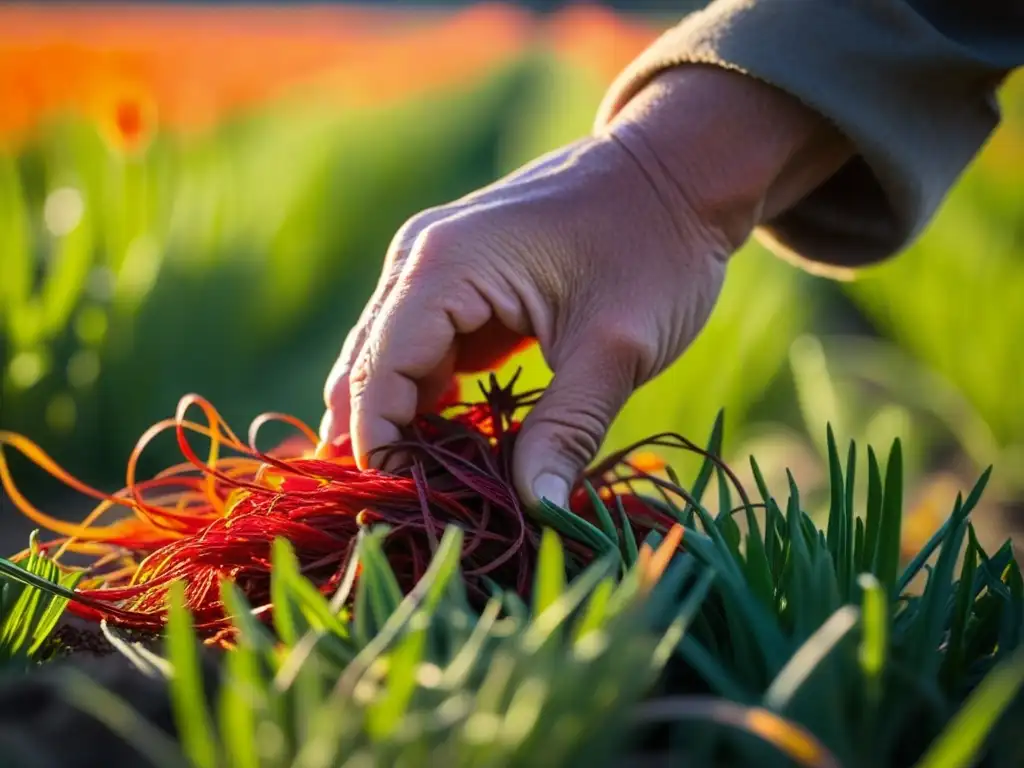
[1,6,1023,551]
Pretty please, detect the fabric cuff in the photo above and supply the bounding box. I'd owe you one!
[595,0,1004,275]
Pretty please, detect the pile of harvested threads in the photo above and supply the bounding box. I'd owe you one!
[0,375,746,639]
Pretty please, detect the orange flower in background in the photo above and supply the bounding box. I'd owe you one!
[0,3,534,149]
[0,3,665,152]
[544,4,661,84]
[93,79,159,154]
[901,473,963,560]
[320,3,535,107]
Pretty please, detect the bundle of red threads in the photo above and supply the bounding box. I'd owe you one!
[0,374,738,640]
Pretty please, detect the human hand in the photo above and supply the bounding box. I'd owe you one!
[319,65,850,509]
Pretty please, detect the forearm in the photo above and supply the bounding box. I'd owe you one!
[599,65,853,252]
[598,0,1023,274]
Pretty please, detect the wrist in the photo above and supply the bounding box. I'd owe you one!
[599,65,853,250]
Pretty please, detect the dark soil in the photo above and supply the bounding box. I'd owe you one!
[0,649,220,768]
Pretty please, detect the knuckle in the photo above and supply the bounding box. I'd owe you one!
[552,420,603,469]
[387,206,450,265]
[347,356,375,401]
[396,206,446,242]
[411,220,464,264]
[596,322,660,385]
[541,406,608,468]
[405,221,480,290]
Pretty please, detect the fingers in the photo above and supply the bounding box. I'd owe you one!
[319,207,455,446]
[513,327,654,510]
[349,244,494,468]
[319,142,586,451]
[319,322,370,445]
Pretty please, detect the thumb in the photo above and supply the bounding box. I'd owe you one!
[513,332,648,510]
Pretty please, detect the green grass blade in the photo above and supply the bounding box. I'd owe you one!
[764,605,859,712]
[0,556,80,602]
[327,537,361,614]
[271,538,350,642]
[59,667,190,768]
[716,463,733,522]
[29,570,82,657]
[942,528,980,691]
[676,635,750,702]
[858,574,888,739]
[874,439,904,594]
[654,567,717,668]
[0,578,42,661]
[910,513,968,679]
[784,473,817,641]
[523,553,618,652]
[642,555,697,628]
[735,460,771,611]
[690,503,744,582]
[863,447,884,574]
[741,527,775,612]
[718,511,742,560]
[898,466,991,594]
[997,558,1023,660]
[366,607,429,739]
[289,646,328,750]
[100,620,170,680]
[220,579,277,659]
[501,588,530,626]
[615,495,640,567]
[218,640,262,768]
[574,578,616,643]
[336,526,463,698]
[655,466,688,528]
[583,480,620,547]
[766,500,786,584]
[166,581,219,768]
[269,537,304,646]
[748,456,773,505]
[686,410,725,519]
[680,527,789,671]
[441,596,502,690]
[533,527,567,617]
[843,440,857,599]
[854,517,866,577]
[0,550,80,664]
[913,648,1024,768]
[824,426,846,585]
[353,527,405,646]
[535,498,618,555]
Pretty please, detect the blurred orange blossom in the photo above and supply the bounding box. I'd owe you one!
[543,4,659,84]
[0,3,535,150]
[0,3,663,153]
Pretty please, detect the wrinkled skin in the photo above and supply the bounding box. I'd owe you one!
[320,65,851,509]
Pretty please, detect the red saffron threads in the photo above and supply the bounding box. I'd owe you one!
[0,375,749,640]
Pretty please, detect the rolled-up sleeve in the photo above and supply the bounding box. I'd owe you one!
[595,0,1024,276]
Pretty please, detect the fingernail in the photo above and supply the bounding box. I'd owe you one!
[532,473,569,509]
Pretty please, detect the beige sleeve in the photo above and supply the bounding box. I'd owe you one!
[595,0,1022,277]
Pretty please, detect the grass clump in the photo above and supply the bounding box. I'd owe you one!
[636,422,1023,767]
[0,533,81,673]
[0,400,1021,767]
[61,526,734,768]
